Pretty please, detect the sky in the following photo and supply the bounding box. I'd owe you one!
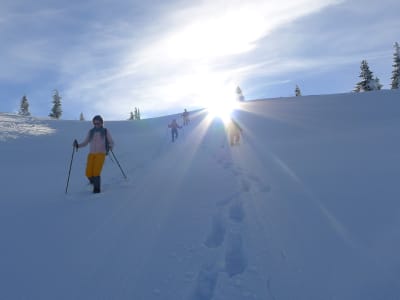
[0,0,399,120]
[0,90,399,299]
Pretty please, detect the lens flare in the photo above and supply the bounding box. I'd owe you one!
[206,98,239,123]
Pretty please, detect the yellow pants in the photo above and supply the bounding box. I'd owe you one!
[86,153,106,178]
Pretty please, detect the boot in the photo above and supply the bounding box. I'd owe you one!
[93,176,101,193]
[88,177,94,185]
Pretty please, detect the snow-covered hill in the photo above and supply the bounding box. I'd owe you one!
[1,90,400,300]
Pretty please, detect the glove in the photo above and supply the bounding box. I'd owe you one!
[73,139,79,149]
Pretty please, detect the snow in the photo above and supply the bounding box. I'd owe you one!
[1,90,400,299]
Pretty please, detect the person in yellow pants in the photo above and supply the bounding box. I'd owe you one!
[226,117,243,146]
[73,115,114,193]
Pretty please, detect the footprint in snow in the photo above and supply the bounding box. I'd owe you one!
[216,191,241,208]
[192,264,219,300]
[247,173,271,193]
[225,232,247,277]
[229,201,245,223]
[204,212,226,248]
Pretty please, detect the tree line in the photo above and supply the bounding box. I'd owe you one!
[295,42,400,96]
[18,89,142,121]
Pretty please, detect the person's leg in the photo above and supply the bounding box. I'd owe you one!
[92,153,106,176]
[172,128,177,142]
[86,153,95,183]
[92,153,106,193]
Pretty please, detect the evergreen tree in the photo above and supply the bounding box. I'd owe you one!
[128,107,142,120]
[391,42,400,89]
[79,112,85,121]
[131,107,141,120]
[136,108,141,120]
[49,89,62,119]
[18,95,31,116]
[236,86,245,102]
[295,85,302,96]
[354,60,379,92]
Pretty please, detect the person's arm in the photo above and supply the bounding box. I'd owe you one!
[77,131,91,148]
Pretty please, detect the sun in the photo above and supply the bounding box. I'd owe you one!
[206,98,238,123]
[199,81,240,122]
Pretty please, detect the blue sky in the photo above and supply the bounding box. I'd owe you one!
[1,0,399,120]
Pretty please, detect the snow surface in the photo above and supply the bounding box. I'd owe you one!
[1,90,400,300]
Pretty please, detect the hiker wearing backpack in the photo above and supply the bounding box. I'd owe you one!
[168,118,182,142]
[73,115,114,193]
[227,117,243,146]
[182,109,190,126]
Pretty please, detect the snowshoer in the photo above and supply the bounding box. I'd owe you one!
[73,115,114,193]
[182,109,190,126]
[226,118,242,146]
[168,119,182,142]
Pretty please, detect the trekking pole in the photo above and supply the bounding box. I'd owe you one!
[65,144,77,194]
[108,153,115,163]
[110,149,127,180]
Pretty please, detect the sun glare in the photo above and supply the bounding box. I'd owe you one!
[178,66,240,123]
[206,97,238,123]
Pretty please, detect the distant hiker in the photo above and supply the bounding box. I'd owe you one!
[226,118,242,146]
[73,115,114,193]
[168,118,182,142]
[182,109,190,126]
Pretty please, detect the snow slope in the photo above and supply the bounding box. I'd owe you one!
[1,90,400,300]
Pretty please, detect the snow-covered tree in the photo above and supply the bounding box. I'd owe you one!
[295,85,302,96]
[49,89,62,119]
[18,95,31,116]
[236,86,245,102]
[129,108,141,120]
[354,60,381,92]
[135,107,141,120]
[391,42,400,89]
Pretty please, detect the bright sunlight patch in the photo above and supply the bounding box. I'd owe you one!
[205,96,239,123]
[0,113,56,141]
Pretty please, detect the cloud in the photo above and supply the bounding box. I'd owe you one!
[0,6,68,82]
[2,0,355,119]
[57,0,345,118]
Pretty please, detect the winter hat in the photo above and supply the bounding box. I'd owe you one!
[92,115,104,124]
